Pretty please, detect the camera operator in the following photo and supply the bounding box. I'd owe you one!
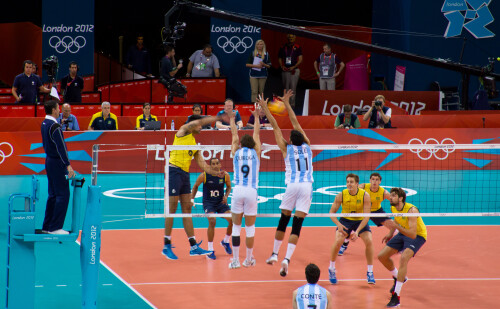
[161,45,183,80]
[363,95,392,128]
[57,103,80,131]
[335,104,360,129]
[60,62,84,103]
[12,60,50,103]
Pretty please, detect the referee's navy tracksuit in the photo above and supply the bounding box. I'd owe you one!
[41,116,71,232]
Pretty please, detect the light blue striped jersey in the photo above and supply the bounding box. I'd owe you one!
[285,143,314,184]
[233,147,259,189]
[296,283,328,309]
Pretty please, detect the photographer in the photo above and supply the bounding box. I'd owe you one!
[60,62,84,103]
[363,95,392,129]
[161,45,183,79]
[335,104,360,129]
[57,103,80,131]
[12,60,50,103]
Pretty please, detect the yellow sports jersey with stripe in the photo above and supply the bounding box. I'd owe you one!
[364,183,384,211]
[169,133,197,172]
[391,202,427,240]
[341,188,366,221]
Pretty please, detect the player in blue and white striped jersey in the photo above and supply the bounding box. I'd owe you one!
[293,264,332,309]
[258,90,314,277]
[228,106,261,269]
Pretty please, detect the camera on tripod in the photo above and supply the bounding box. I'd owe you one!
[158,76,187,102]
[42,55,59,83]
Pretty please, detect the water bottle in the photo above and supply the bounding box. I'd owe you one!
[171,120,175,130]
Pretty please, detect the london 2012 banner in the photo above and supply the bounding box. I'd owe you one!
[42,0,94,81]
[210,0,262,103]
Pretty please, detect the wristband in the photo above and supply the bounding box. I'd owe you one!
[316,71,320,75]
[191,199,194,203]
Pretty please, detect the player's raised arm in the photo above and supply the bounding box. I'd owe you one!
[280,90,311,145]
[229,110,239,156]
[258,95,287,157]
[179,115,223,136]
[252,104,262,158]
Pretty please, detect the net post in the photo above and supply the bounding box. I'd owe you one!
[91,144,99,186]
[164,146,170,217]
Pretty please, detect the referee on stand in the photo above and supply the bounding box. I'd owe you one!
[41,100,75,235]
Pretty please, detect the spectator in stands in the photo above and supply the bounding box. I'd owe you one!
[136,103,158,130]
[215,99,243,130]
[186,104,211,129]
[334,104,360,129]
[186,44,220,78]
[278,34,302,108]
[247,105,271,129]
[314,43,345,90]
[160,45,183,80]
[125,34,152,77]
[88,101,118,130]
[57,103,80,131]
[363,94,392,129]
[246,39,271,103]
[60,62,84,103]
[12,60,50,104]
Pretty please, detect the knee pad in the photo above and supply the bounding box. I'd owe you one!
[291,216,305,237]
[232,224,241,237]
[277,213,291,232]
[232,235,241,247]
[245,224,255,237]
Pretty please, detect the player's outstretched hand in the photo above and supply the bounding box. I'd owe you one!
[278,89,294,105]
[256,94,269,110]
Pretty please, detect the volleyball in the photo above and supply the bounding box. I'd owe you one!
[267,98,287,116]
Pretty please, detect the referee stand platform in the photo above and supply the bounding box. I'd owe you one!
[6,174,102,309]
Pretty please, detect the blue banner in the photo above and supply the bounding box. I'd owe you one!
[42,0,95,82]
[210,0,262,103]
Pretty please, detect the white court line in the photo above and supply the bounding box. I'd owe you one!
[129,277,500,286]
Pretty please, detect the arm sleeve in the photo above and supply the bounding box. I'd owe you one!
[50,123,71,166]
[136,115,142,129]
[189,51,197,63]
[247,114,255,124]
[13,76,20,88]
[79,76,84,90]
[235,111,242,123]
[213,55,220,69]
[334,116,341,127]
[385,108,392,118]
[88,113,99,129]
[35,76,43,88]
[354,117,361,128]
[296,46,303,56]
[111,113,119,130]
[247,53,253,64]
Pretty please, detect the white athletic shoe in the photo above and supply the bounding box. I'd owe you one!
[242,257,256,267]
[48,229,70,235]
[229,259,241,269]
[266,254,278,265]
[279,259,289,277]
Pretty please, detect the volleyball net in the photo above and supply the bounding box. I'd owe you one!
[91,142,500,219]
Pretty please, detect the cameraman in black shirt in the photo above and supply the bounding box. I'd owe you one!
[60,62,84,103]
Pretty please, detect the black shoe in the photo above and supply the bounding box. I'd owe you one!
[387,292,400,308]
[390,277,408,293]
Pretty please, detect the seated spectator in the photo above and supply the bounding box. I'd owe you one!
[247,106,271,128]
[334,104,360,129]
[363,94,392,128]
[57,103,80,131]
[186,104,211,129]
[186,44,220,78]
[136,103,158,130]
[88,101,118,130]
[215,99,243,129]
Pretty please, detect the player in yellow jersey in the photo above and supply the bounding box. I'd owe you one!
[339,172,392,255]
[378,187,427,308]
[162,114,227,260]
[328,173,375,285]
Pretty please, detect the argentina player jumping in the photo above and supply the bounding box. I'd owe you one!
[228,107,261,269]
[258,90,314,277]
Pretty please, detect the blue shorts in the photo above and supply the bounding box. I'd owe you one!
[204,202,230,214]
[387,233,426,256]
[168,165,191,196]
[370,208,391,226]
[338,217,371,235]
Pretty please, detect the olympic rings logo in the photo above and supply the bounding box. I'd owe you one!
[49,36,86,54]
[408,138,456,160]
[217,36,253,54]
[0,142,14,165]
